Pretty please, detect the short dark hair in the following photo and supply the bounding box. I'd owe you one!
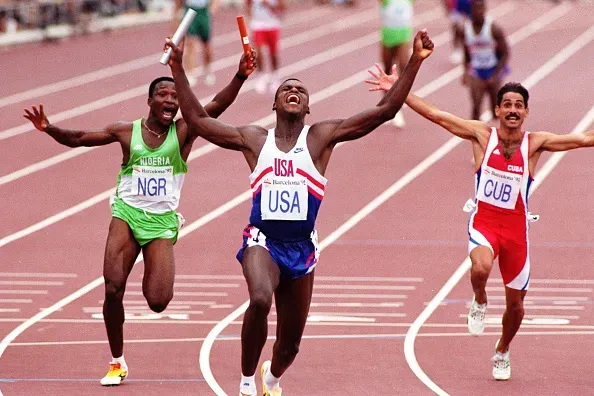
[497,82,529,107]
[148,77,174,98]
[274,78,303,101]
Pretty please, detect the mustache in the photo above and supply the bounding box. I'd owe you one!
[505,113,520,119]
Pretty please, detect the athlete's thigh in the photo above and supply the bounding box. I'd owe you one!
[242,245,281,299]
[142,238,175,296]
[274,271,315,342]
[498,233,530,290]
[103,217,141,285]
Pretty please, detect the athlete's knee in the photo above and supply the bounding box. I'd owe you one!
[104,278,126,302]
[470,260,491,281]
[248,290,274,316]
[505,297,524,317]
[145,291,173,313]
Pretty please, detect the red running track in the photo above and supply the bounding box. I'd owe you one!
[0,0,593,395]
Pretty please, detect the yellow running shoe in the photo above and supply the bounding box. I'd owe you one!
[261,360,282,396]
[100,362,128,386]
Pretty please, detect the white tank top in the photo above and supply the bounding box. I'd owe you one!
[380,0,413,29]
[249,125,327,222]
[250,0,281,30]
[464,16,498,70]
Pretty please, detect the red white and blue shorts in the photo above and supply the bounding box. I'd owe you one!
[236,225,319,280]
[468,210,530,290]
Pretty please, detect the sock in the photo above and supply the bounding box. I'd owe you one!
[240,374,256,395]
[111,356,127,370]
[264,367,281,391]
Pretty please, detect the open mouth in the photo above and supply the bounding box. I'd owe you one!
[162,108,176,120]
[286,94,300,105]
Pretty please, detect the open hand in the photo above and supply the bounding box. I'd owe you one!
[23,105,49,132]
[364,63,398,92]
[412,29,434,60]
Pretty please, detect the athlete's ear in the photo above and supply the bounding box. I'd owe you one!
[494,105,500,118]
[272,104,277,111]
[306,106,310,114]
[147,97,152,107]
[524,107,529,118]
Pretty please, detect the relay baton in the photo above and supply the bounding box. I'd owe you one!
[236,15,251,54]
[160,8,198,65]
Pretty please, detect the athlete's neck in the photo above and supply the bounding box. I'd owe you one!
[497,126,523,143]
[145,116,171,134]
[275,118,305,143]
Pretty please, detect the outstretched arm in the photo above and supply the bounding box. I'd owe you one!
[365,64,489,141]
[23,105,123,147]
[534,130,594,152]
[203,49,257,119]
[321,29,434,145]
[164,38,255,151]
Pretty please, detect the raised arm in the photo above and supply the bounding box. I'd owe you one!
[320,29,434,145]
[405,92,489,140]
[203,49,257,119]
[532,130,594,153]
[23,104,123,147]
[164,38,256,151]
[365,63,489,141]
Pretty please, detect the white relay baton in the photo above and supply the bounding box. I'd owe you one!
[160,8,198,65]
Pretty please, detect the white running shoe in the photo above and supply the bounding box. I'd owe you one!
[467,297,487,335]
[492,339,511,381]
[261,360,282,396]
[392,111,406,128]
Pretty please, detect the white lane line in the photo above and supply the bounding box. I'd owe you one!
[527,279,594,284]
[0,6,338,110]
[486,286,592,293]
[312,293,408,299]
[314,284,416,290]
[127,282,240,288]
[0,290,48,295]
[0,299,33,303]
[0,6,445,184]
[0,281,64,286]
[317,276,424,282]
[0,272,77,278]
[403,25,594,396]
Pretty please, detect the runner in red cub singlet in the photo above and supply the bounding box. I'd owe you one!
[366,71,594,381]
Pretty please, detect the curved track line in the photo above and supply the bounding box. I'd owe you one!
[403,25,594,396]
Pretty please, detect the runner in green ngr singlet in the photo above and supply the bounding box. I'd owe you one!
[23,49,256,387]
